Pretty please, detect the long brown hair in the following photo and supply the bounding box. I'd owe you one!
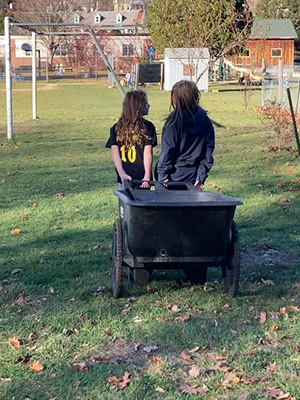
[166,80,200,125]
[116,90,149,150]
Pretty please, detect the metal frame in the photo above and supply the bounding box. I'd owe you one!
[4,17,126,140]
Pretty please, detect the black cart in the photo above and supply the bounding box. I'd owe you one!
[112,180,243,298]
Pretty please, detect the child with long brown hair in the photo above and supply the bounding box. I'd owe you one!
[106,90,157,188]
[157,80,215,189]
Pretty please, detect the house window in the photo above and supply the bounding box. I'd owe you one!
[122,44,134,56]
[95,15,100,23]
[74,14,80,23]
[242,49,250,57]
[54,44,68,57]
[271,48,282,57]
[25,50,32,56]
[183,64,195,76]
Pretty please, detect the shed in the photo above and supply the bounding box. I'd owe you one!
[164,48,210,91]
[231,19,298,69]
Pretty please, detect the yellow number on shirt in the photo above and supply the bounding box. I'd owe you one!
[120,145,136,163]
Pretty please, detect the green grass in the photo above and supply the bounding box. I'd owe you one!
[0,80,299,400]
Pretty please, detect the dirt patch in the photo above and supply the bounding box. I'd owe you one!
[242,248,298,268]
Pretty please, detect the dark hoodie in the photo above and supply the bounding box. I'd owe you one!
[157,106,215,184]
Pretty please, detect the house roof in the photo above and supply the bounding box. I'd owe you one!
[69,10,145,27]
[249,19,298,40]
[165,48,210,59]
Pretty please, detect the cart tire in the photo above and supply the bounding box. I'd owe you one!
[223,221,240,296]
[112,219,123,298]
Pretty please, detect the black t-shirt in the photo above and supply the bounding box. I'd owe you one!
[105,119,157,183]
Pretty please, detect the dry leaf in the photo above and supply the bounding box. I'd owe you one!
[55,192,65,197]
[93,355,109,362]
[188,365,201,378]
[1,178,6,183]
[29,361,44,372]
[261,278,275,286]
[51,373,58,378]
[189,346,200,354]
[287,305,300,312]
[156,317,168,322]
[271,324,279,331]
[11,228,20,235]
[180,350,192,362]
[171,305,181,312]
[262,387,289,399]
[239,394,249,400]
[179,383,208,394]
[223,370,240,384]
[175,314,190,323]
[148,355,163,365]
[120,307,131,316]
[266,362,277,372]
[32,202,37,207]
[204,285,214,292]
[211,361,229,372]
[132,316,143,323]
[70,361,88,372]
[211,354,227,361]
[8,337,20,348]
[16,291,25,304]
[257,311,267,324]
[107,372,131,390]
[155,387,165,393]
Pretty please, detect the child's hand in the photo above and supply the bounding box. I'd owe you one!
[194,181,204,190]
[141,180,150,189]
[120,173,132,182]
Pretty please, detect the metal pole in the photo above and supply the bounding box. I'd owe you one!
[87,27,125,97]
[4,17,13,139]
[286,86,300,156]
[295,81,300,115]
[91,29,124,96]
[32,31,37,119]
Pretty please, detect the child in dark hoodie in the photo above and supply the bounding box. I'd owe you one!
[157,80,215,189]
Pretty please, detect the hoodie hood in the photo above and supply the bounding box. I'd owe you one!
[179,106,208,135]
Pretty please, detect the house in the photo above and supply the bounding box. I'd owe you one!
[231,19,298,70]
[0,9,151,72]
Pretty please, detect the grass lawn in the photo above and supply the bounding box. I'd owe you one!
[0,80,299,400]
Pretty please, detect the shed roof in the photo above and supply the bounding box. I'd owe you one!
[249,19,298,39]
[165,48,210,59]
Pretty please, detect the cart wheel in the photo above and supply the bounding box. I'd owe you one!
[112,219,123,298]
[223,221,240,296]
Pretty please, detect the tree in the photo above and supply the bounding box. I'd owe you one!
[256,0,300,40]
[146,0,253,81]
[14,0,76,68]
[0,0,13,34]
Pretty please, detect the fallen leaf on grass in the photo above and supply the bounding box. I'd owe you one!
[148,355,163,365]
[107,371,131,390]
[11,228,20,235]
[8,337,20,348]
[32,202,37,207]
[80,314,88,322]
[156,317,169,323]
[171,305,181,312]
[262,386,290,399]
[188,365,201,378]
[175,314,190,323]
[29,361,44,372]
[16,291,26,303]
[178,383,208,394]
[261,278,275,286]
[271,324,279,331]
[51,373,58,378]
[239,394,249,400]
[223,370,240,384]
[180,350,192,362]
[204,285,214,292]
[93,355,109,362]
[256,311,267,324]
[211,361,229,372]
[210,354,227,361]
[155,387,165,393]
[132,316,143,323]
[1,178,6,183]
[27,332,34,341]
[70,361,88,372]
[120,307,131,316]
[287,305,300,312]
[55,192,65,197]
[189,346,200,354]
[266,362,277,372]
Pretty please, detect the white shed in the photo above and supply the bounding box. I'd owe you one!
[164,48,210,92]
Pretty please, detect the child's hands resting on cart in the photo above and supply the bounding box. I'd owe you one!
[120,173,132,182]
[141,180,150,189]
[194,180,204,190]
